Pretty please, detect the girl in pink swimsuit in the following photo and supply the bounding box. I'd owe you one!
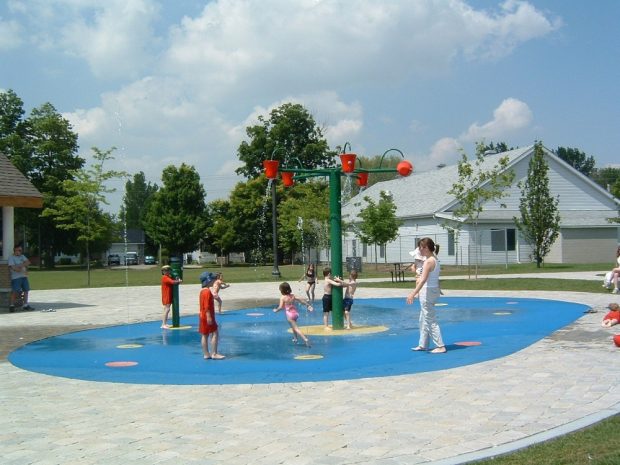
[273,282,313,347]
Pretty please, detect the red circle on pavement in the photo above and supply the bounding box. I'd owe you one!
[105,361,138,367]
[454,341,482,346]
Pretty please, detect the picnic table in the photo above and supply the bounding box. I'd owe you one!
[389,263,409,282]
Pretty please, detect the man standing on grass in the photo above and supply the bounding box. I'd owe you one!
[8,245,33,312]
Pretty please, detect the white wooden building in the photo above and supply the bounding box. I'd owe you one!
[340,145,620,266]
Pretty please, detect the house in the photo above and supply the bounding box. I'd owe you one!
[106,229,146,265]
[0,153,43,308]
[340,145,620,266]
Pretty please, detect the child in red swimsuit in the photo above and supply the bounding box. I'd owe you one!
[274,282,313,347]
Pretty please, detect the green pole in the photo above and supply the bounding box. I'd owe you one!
[170,255,183,327]
[329,169,344,330]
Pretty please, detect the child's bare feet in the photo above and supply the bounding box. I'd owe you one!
[292,337,298,344]
[304,339,311,347]
[431,347,446,354]
[161,324,170,329]
[324,326,332,331]
[411,346,427,351]
[203,354,211,360]
[211,353,225,360]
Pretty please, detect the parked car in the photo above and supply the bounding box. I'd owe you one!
[144,255,157,265]
[125,252,139,265]
[108,254,121,266]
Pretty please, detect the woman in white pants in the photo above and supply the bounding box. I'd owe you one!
[406,237,446,354]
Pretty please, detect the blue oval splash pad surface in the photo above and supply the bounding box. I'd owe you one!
[8,297,587,385]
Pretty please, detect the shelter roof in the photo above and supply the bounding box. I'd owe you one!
[0,153,43,208]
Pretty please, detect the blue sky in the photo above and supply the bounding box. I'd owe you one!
[1,0,618,212]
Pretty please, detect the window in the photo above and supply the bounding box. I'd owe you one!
[448,230,455,256]
[362,243,367,258]
[491,228,516,252]
[507,229,516,251]
[379,244,385,258]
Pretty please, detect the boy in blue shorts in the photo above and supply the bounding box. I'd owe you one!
[343,270,358,330]
[8,245,33,312]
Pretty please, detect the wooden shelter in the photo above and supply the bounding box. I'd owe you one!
[1,153,43,309]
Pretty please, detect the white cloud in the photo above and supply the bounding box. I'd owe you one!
[422,137,462,170]
[160,0,560,102]
[0,17,22,49]
[60,0,160,79]
[17,0,558,208]
[460,98,533,142]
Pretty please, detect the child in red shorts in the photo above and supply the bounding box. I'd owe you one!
[199,272,225,360]
[161,265,182,329]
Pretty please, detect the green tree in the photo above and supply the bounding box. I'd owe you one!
[591,167,620,198]
[143,164,207,258]
[555,146,595,176]
[514,142,561,268]
[479,141,514,154]
[348,153,404,197]
[277,181,330,263]
[42,147,125,285]
[225,177,275,263]
[204,199,236,259]
[0,91,84,266]
[356,191,402,269]
[0,89,28,160]
[447,141,515,278]
[120,172,158,229]
[236,102,337,179]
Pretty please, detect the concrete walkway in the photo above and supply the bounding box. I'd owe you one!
[1,276,619,464]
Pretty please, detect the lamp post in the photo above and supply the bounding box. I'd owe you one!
[263,143,413,329]
[270,179,281,278]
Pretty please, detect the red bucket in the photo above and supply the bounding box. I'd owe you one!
[356,172,369,187]
[281,171,295,187]
[263,160,280,179]
[340,153,357,173]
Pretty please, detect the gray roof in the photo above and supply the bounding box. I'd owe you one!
[437,209,618,227]
[343,144,620,228]
[342,145,533,219]
[0,153,43,208]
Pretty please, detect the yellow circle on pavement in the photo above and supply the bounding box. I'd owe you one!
[294,354,324,360]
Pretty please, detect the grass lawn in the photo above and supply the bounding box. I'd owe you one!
[473,414,620,464]
[27,262,611,290]
[23,261,619,464]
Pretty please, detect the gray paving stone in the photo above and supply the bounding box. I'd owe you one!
[1,280,620,464]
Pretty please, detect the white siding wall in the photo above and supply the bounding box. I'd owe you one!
[552,228,617,264]
[484,153,617,211]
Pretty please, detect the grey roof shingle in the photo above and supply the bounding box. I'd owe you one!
[343,145,533,219]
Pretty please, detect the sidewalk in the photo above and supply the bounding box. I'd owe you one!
[1,278,619,464]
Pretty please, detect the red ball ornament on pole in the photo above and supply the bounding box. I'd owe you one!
[397,160,413,177]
